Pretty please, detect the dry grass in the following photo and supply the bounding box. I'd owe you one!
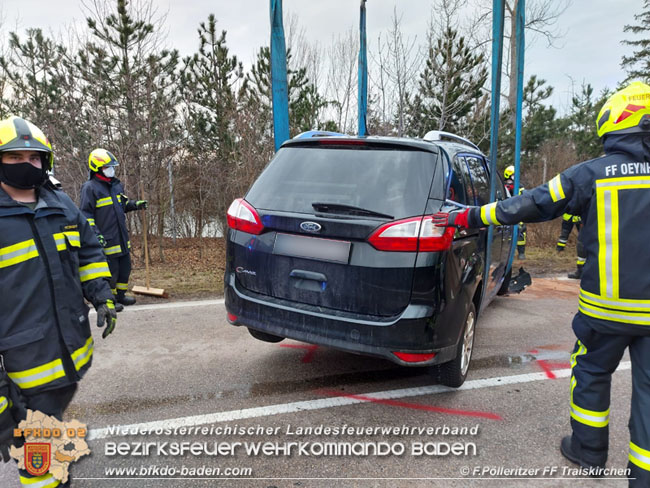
[524,220,582,276]
[514,246,580,276]
[126,237,226,303]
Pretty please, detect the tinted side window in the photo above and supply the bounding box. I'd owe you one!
[447,159,467,205]
[495,175,505,200]
[465,155,491,205]
[457,156,476,204]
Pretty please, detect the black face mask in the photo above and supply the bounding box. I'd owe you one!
[0,162,46,189]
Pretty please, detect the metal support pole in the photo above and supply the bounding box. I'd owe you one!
[506,0,526,274]
[483,0,506,306]
[358,0,368,136]
[270,0,290,151]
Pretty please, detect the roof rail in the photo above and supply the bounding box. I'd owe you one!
[422,130,480,151]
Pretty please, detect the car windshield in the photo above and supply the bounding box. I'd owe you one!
[245,145,437,219]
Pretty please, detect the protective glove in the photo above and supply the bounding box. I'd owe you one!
[96,300,117,338]
[0,375,22,463]
[432,208,470,229]
[0,442,9,463]
[97,234,107,248]
[136,200,148,210]
[0,394,13,463]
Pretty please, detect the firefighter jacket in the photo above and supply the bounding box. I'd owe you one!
[80,175,138,258]
[467,133,650,333]
[0,184,113,394]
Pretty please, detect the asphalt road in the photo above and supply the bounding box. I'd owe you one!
[1,278,635,487]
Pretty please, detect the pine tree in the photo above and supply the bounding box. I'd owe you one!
[181,14,242,157]
[243,46,327,137]
[81,0,179,188]
[0,29,92,195]
[78,0,180,241]
[565,83,609,160]
[621,0,650,82]
[179,14,243,237]
[498,75,562,170]
[405,27,488,137]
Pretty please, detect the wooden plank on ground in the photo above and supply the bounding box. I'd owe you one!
[132,285,168,298]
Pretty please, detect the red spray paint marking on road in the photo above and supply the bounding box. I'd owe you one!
[280,344,319,363]
[544,362,571,369]
[535,359,557,379]
[316,389,503,420]
[528,348,569,379]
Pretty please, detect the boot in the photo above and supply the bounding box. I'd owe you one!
[517,245,526,260]
[112,299,124,313]
[568,265,583,280]
[117,294,136,306]
[560,436,605,476]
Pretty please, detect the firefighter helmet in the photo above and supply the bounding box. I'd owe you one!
[504,165,515,180]
[0,116,53,170]
[88,148,119,172]
[596,81,650,138]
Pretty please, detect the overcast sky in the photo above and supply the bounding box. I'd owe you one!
[1,0,642,113]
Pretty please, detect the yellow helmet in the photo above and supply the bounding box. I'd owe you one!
[504,165,515,180]
[0,116,53,170]
[596,81,650,138]
[88,148,119,172]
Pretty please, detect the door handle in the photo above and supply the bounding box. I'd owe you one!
[290,270,327,282]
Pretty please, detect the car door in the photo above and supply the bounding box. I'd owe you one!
[495,173,514,271]
[462,154,507,301]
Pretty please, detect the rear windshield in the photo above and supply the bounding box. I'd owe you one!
[245,145,437,219]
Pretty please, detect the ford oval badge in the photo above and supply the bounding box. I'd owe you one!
[300,221,322,233]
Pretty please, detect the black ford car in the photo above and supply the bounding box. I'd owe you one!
[224,131,514,387]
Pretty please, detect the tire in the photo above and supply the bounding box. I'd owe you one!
[497,268,512,296]
[436,302,477,388]
[248,327,285,343]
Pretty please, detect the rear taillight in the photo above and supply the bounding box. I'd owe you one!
[226,198,264,235]
[367,216,454,252]
[392,351,436,363]
[227,312,238,323]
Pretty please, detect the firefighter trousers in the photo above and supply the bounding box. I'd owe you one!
[16,383,78,487]
[108,253,132,299]
[570,313,650,486]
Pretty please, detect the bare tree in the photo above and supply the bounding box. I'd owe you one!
[324,28,358,133]
[471,0,572,114]
[284,12,324,92]
[404,0,488,137]
[372,7,422,136]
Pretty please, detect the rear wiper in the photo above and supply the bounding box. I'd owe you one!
[311,202,394,219]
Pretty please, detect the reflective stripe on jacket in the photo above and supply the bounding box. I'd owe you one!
[468,133,650,332]
[0,185,113,393]
[80,176,137,257]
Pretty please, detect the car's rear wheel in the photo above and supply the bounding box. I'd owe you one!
[248,328,285,343]
[436,302,476,388]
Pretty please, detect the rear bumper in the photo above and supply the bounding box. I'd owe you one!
[224,273,456,366]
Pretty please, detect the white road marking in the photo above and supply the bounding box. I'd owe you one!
[88,361,631,440]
